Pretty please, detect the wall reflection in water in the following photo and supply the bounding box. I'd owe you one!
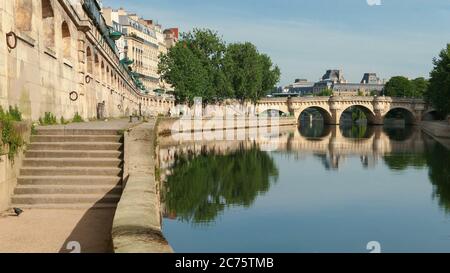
[158,124,450,224]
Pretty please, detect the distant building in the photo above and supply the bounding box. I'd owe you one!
[284,79,315,95]
[279,70,386,97]
[321,69,347,84]
[314,70,385,96]
[332,72,384,96]
[102,7,178,94]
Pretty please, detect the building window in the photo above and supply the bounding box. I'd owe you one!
[61,21,71,59]
[42,0,55,48]
[16,0,33,32]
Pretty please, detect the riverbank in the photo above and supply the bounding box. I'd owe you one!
[421,121,450,149]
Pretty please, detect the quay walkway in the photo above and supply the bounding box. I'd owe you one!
[0,119,140,253]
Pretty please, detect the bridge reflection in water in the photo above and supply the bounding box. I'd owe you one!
[158,124,450,228]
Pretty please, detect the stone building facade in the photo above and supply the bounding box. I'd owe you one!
[0,0,175,121]
[102,7,178,94]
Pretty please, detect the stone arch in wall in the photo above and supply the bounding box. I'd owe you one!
[94,54,100,77]
[61,21,71,59]
[106,66,110,84]
[41,0,55,48]
[16,0,33,32]
[86,46,93,74]
[101,61,105,81]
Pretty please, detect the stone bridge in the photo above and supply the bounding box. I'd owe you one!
[256,96,434,125]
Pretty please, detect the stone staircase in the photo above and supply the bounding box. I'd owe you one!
[11,128,124,209]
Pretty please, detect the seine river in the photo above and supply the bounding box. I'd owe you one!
[158,123,450,253]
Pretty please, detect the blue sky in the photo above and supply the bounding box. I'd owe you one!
[102,0,450,85]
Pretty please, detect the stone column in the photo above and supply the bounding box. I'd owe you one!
[413,102,425,125]
[328,96,342,125]
[372,96,387,125]
[77,36,87,118]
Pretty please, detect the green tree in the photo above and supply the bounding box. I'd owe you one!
[159,29,226,105]
[223,43,263,103]
[158,41,211,105]
[315,88,333,97]
[159,29,280,105]
[259,54,281,98]
[427,44,450,116]
[384,76,415,97]
[411,77,428,98]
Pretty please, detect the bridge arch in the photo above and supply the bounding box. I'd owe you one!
[422,109,442,121]
[259,109,289,117]
[384,107,416,125]
[340,105,376,125]
[298,106,333,125]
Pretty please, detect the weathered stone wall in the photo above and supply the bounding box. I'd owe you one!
[0,121,30,212]
[0,0,174,122]
[157,116,297,135]
[112,121,172,253]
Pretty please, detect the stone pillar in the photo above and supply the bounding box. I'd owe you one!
[77,36,87,118]
[372,96,387,125]
[328,96,342,125]
[413,102,425,125]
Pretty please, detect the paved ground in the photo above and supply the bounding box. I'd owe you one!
[0,119,142,253]
[0,208,115,253]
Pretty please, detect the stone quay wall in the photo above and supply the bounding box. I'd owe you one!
[0,0,174,122]
[112,121,173,253]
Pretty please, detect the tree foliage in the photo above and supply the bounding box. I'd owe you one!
[426,44,450,116]
[315,88,333,97]
[384,76,429,98]
[159,29,281,105]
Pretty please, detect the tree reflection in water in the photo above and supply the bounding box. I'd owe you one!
[162,144,279,225]
[381,130,450,212]
[423,135,450,212]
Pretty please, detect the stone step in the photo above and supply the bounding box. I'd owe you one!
[17,176,122,186]
[23,158,122,168]
[35,129,123,136]
[9,203,118,210]
[27,142,122,151]
[25,150,122,159]
[20,167,122,176]
[31,135,122,143]
[11,194,121,205]
[14,185,122,195]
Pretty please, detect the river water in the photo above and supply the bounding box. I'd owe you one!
[158,123,450,253]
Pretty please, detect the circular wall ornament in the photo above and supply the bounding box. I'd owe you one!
[6,31,17,49]
[69,91,79,101]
